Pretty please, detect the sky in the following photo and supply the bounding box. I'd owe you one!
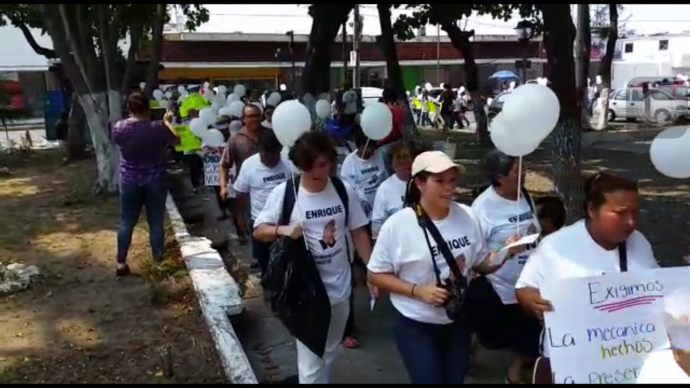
[3,4,690,70]
[187,4,690,37]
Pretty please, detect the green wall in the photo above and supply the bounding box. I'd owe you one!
[401,66,423,92]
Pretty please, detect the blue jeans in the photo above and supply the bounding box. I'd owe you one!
[394,313,471,384]
[117,176,168,265]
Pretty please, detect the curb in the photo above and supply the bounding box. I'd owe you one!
[582,127,664,148]
[165,193,259,384]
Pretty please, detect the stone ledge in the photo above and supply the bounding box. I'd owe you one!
[165,193,258,384]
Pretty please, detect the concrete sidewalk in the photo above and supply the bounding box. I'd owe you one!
[185,186,513,384]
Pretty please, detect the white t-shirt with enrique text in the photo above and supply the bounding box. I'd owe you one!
[515,220,659,357]
[233,153,294,220]
[367,203,490,325]
[471,187,540,304]
[253,179,369,304]
[340,150,388,220]
[371,174,407,239]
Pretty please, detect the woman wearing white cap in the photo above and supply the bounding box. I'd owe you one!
[367,151,521,384]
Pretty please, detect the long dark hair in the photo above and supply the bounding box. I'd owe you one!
[403,171,431,208]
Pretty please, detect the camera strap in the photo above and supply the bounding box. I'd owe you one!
[415,205,466,286]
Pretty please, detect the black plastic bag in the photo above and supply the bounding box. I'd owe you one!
[261,235,331,358]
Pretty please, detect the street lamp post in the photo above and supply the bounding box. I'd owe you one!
[286,30,296,91]
[514,20,533,84]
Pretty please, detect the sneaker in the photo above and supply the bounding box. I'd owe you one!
[116,264,131,277]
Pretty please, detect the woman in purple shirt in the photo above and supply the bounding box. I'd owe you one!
[112,92,179,277]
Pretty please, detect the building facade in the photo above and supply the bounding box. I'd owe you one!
[138,32,552,93]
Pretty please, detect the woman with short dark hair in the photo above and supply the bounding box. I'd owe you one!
[112,92,179,277]
[470,149,542,384]
[517,172,659,383]
[252,130,373,384]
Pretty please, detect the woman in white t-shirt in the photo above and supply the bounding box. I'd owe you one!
[371,142,415,239]
[516,173,668,383]
[253,131,372,384]
[340,130,388,224]
[470,150,543,384]
[367,151,521,384]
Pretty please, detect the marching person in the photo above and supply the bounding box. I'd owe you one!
[233,129,293,276]
[516,172,659,383]
[367,151,519,384]
[253,130,373,384]
[470,150,542,384]
[371,142,415,240]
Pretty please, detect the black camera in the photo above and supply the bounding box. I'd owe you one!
[440,277,468,321]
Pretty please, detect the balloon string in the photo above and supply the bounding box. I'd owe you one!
[290,167,309,250]
[516,156,523,236]
[361,138,370,158]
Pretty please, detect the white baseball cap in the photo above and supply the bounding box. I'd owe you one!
[411,151,466,176]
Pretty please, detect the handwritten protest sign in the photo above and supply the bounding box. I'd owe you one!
[201,147,224,186]
[542,267,690,384]
[173,124,201,152]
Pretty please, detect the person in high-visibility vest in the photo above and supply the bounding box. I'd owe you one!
[419,91,432,127]
[412,94,422,125]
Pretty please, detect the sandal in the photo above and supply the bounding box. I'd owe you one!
[116,264,131,277]
[342,336,360,349]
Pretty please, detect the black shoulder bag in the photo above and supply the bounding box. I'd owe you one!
[532,242,628,384]
[416,206,468,322]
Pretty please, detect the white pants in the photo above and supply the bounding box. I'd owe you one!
[296,298,350,384]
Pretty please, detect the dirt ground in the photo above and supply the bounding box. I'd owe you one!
[0,150,224,384]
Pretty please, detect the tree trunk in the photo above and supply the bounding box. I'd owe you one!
[542,4,582,218]
[442,23,489,146]
[78,93,120,193]
[67,95,87,161]
[575,4,592,130]
[302,5,353,95]
[144,4,166,96]
[596,4,619,130]
[376,4,425,148]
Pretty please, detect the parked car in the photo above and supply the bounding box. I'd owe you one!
[487,91,511,121]
[608,87,688,123]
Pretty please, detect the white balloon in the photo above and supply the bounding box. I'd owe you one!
[228,100,245,118]
[360,102,393,141]
[315,99,331,119]
[226,93,239,104]
[199,107,215,126]
[509,81,516,90]
[490,113,541,157]
[164,91,172,99]
[203,88,214,101]
[268,91,282,106]
[202,129,225,148]
[650,126,690,178]
[160,100,169,109]
[501,84,559,144]
[279,84,287,91]
[152,89,163,101]
[203,81,210,89]
[424,83,433,91]
[177,85,186,94]
[218,106,233,117]
[234,84,246,97]
[211,101,223,115]
[272,100,312,147]
[217,85,227,96]
[139,82,146,91]
[189,118,208,137]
